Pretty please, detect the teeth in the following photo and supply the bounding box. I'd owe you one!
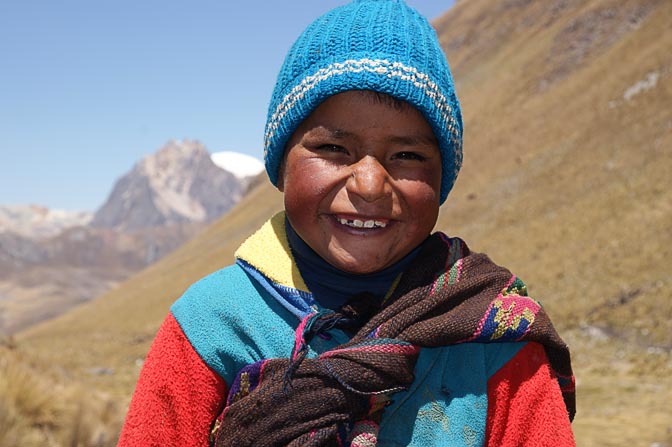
[337,218,387,229]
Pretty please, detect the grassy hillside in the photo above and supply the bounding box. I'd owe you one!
[433,0,672,444]
[11,0,672,445]
[436,0,672,344]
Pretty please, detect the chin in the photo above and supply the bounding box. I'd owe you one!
[328,256,389,275]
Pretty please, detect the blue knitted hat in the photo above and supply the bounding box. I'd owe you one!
[264,0,463,204]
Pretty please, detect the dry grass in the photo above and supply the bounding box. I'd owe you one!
[563,330,672,446]
[0,344,124,447]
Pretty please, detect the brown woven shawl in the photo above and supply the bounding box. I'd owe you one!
[210,234,575,447]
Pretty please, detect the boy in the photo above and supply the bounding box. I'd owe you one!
[118,1,576,446]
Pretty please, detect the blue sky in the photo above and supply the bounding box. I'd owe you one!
[0,0,454,211]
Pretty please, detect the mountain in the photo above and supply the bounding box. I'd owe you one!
[0,204,92,239]
[0,140,262,335]
[91,139,247,231]
[8,0,672,446]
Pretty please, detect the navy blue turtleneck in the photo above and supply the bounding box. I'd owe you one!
[285,219,425,310]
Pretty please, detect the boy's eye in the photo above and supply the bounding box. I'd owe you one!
[316,144,348,154]
[392,151,426,161]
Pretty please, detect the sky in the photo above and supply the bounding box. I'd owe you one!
[0,0,455,211]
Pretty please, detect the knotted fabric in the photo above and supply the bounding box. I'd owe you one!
[210,234,575,446]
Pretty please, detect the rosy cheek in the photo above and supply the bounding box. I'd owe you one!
[422,185,441,204]
[400,178,440,201]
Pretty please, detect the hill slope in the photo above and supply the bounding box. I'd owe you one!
[435,0,671,346]
[15,0,672,445]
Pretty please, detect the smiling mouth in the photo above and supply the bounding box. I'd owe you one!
[336,217,388,229]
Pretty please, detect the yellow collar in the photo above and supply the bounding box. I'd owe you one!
[235,211,309,293]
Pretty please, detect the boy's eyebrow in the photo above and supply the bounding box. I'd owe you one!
[304,127,353,140]
[322,127,438,146]
[388,134,438,147]
[330,128,353,139]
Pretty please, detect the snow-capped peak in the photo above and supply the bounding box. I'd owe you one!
[0,204,93,239]
[211,151,265,180]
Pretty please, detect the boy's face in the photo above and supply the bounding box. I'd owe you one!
[279,90,442,274]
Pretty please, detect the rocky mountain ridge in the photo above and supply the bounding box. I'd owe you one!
[92,140,247,231]
[0,140,263,335]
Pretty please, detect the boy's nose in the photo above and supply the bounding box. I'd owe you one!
[346,156,391,202]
